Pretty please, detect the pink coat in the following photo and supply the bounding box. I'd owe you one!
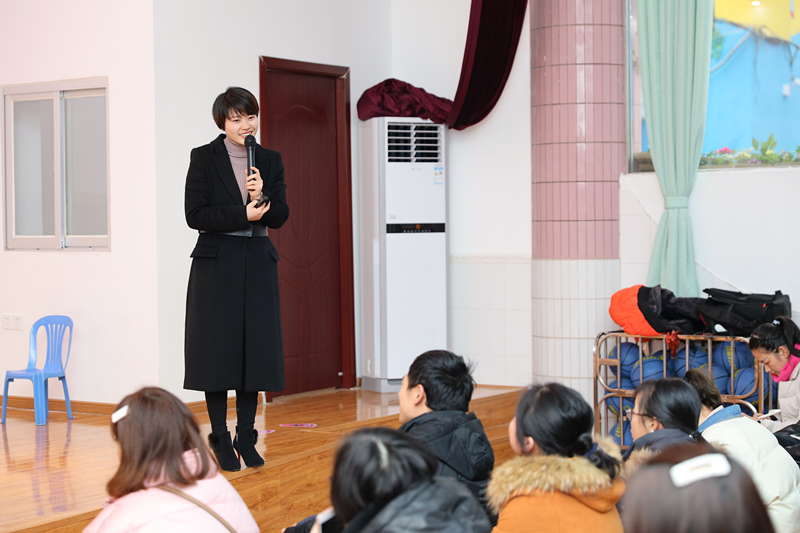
[84,452,257,533]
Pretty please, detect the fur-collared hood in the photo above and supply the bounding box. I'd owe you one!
[620,447,657,481]
[487,437,623,514]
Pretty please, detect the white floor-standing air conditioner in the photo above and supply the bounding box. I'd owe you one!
[359,117,448,393]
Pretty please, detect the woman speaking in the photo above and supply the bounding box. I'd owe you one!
[184,87,288,472]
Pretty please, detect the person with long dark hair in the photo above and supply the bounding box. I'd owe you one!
[184,87,289,471]
[487,383,624,533]
[622,379,702,477]
[84,388,258,532]
[683,370,800,533]
[749,316,800,432]
[622,443,775,533]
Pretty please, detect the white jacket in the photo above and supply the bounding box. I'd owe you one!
[762,363,800,432]
[701,406,800,533]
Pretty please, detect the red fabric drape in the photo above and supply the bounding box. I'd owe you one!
[357,0,529,130]
[356,79,453,124]
[446,0,529,130]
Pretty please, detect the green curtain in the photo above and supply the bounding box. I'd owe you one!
[638,0,714,297]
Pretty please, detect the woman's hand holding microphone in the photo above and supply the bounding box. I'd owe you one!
[246,166,271,221]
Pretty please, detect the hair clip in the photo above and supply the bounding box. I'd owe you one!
[773,319,781,326]
[111,405,129,424]
[669,454,731,488]
[583,443,599,457]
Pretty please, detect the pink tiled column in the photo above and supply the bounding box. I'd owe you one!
[530,0,626,403]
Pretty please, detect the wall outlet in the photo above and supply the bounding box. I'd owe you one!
[2,314,11,330]
[12,315,22,331]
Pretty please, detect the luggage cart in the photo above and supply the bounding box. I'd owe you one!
[594,331,775,448]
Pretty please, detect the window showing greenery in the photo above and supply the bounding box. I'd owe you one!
[628,0,800,172]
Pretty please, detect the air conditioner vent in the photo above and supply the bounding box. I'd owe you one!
[387,123,443,163]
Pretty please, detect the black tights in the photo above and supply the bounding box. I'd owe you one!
[205,390,258,435]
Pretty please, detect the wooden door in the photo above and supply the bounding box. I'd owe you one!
[259,58,355,396]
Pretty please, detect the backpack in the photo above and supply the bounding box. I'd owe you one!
[609,285,705,336]
[697,289,792,337]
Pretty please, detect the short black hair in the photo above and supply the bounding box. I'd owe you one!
[330,427,438,524]
[636,378,702,436]
[683,370,723,410]
[749,316,800,358]
[515,383,620,479]
[211,87,259,130]
[407,350,475,412]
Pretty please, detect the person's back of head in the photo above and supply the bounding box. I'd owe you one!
[107,387,212,500]
[683,370,723,411]
[513,382,620,480]
[330,427,438,524]
[622,443,774,533]
[407,350,475,412]
[636,378,702,436]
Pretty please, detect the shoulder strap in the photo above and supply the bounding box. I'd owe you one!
[157,485,237,532]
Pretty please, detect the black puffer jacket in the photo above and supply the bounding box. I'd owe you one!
[343,476,491,533]
[398,411,494,510]
[621,428,696,481]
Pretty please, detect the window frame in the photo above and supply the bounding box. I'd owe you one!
[3,78,110,250]
[625,1,800,174]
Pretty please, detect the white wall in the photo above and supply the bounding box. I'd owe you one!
[620,167,800,323]
[391,1,533,385]
[154,0,394,401]
[0,0,534,406]
[0,0,159,403]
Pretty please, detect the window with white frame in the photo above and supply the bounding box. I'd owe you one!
[3,79,109,249]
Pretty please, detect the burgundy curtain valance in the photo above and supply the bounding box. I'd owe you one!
[357,0,529,130]
[356,78,453,124]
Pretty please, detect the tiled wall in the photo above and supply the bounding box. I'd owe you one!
[531,0,625,261]
[530,0,626,404]
[449,256,533,387]
[532,259,619,401]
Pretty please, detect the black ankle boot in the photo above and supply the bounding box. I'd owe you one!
[208,431,241,472]
[232,427,264,468]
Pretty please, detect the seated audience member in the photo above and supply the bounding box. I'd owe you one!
[397,350,494,513]
[302,427,491,533]
[487,383,624,533]
[683,369,800,533]
[750,317,800,432]
[622,379,702,477]
[622,443,775,533]
[85,387,258,533]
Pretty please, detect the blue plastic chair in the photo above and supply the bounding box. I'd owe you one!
[2,315,74,425]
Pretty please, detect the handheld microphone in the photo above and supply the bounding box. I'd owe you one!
[245,134,269,208]
[245,135,257,177]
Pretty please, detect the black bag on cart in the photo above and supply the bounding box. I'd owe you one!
[698,289,792,337]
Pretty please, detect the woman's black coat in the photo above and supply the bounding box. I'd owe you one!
[184,133,289,392]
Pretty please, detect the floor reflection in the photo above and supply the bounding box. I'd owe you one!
[2,420,76,517]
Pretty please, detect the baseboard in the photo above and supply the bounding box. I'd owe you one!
[0,396,117,416]
[0,394,255,416]
[361,376,402,393]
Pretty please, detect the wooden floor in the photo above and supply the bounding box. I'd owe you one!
[0,386,519,533]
